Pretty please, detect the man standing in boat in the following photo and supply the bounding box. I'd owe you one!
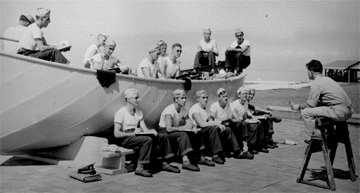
[17,8,69,64]
[193,28,219,73]
[158,89,201,171]
[225,28,251,75]
[137,45,161,78]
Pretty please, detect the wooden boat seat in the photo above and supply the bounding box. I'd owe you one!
[96,147,134,175]
[296,117,356,191]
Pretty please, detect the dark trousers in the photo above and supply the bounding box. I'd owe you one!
[18,48,68,64]
[259,118,274,143]
[193,51,216,69]
[110,136,153,164]
[220,127,241,153]
[230,121,264,149]
[225,50,250,73]
[156,133,175,160]
[158,128,193,157]
[186,131,206,161]
[198,126,223,156]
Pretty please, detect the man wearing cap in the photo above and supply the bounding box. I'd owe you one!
[17,8,69,64]
[158,89,201,171]
[230,86,268,155]
[210,88,254,159]
[158,43,182,79]
[188,90,227,165]
[83,33,109,68]
[290,60,353,140]
[225,28,251,74]
[3,14,35,53]
[90,38,131,74]
[137,45,162,78]
[193,28,219,73]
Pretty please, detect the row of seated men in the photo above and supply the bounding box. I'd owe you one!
[5,8,250,78]
[104,86,282,177]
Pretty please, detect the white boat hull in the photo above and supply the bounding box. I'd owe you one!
[0,51,245,155]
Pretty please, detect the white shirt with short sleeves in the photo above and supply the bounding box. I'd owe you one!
[230,100,248,120]
[210,101,233,121]
[159,104,188,128]
[90,53,121,71]
[84,44,100,64]
[229,39,251,56]
[137,58,157,78]
[189,103,210,127]
[199,39,217,52]
[114,106,143,132]
[158,56,180,79]
[18,23,43,51]
[3,25,27,53]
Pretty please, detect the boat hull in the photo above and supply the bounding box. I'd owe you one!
[0,52,245,155]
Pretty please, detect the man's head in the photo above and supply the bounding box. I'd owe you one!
[19,14,35,27]
[171,43,182,59]
[124,88,140,106]
[306,60,323,80]
[217,88,228,105]
[235,28,244,41]
[36,8,51,28]
[195,90,208,107]
[97,33,109,47]
[157,40,167,56]
[173,89,187,107]
[237,86,248,102]
[103,38,116,56]
[247,88,255,102]
[149,45,160,62]
[203,28,211,41]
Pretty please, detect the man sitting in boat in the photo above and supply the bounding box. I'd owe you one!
[17,8,69,64]
[83,33,109,68]
[247,88,281,149]
[189,90,228,165]
[90,38,130,74]
[210,88,254,159]
[157,40,168,66]
[230,86,268,155]
[158,43,182,79]
[137,45,161,78]
[225,28,251,75]
[3,13,35,53]
[193,28,219,73]
[158,89,201,171]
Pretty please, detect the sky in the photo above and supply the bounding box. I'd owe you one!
[1,0,359,81]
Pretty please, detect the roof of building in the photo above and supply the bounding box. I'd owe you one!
[324,60,360,70]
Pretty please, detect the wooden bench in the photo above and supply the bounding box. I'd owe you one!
[296,118,356,191]
[96,147,134,175]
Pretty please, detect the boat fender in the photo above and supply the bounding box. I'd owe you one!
[96,70,116,88]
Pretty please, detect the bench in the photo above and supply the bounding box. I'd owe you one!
[96,147,134,175]
[296,118,356,191]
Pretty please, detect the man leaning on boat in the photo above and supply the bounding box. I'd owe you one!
[17,8,70,64]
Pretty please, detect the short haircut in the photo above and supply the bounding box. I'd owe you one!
[306,60,323,73]
[172,43,182,49]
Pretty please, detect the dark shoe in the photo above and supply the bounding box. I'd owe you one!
[266,143,276,149]
[212,156,225,165]
[162,164,181,173]
[182,163,200,172]
[251,149,258,154]
[237,151,254,159]
[259,148,269,153]
[135,169,153,177]
[198,158,215,167]
[271,116,282,123]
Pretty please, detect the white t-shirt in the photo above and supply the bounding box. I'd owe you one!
[84,44,101,64]
[198,39,217,52]
[137,58,158,78]
[158,56,180,79]
[18,23,43,51]
[230,100,248,120]
[90,53,121,71]
[229,39,251,56]
[189,103,210,127]
[159,104,188,128]
[3,25,27,53]
[114,106,144,132]
[210,101,233,121]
